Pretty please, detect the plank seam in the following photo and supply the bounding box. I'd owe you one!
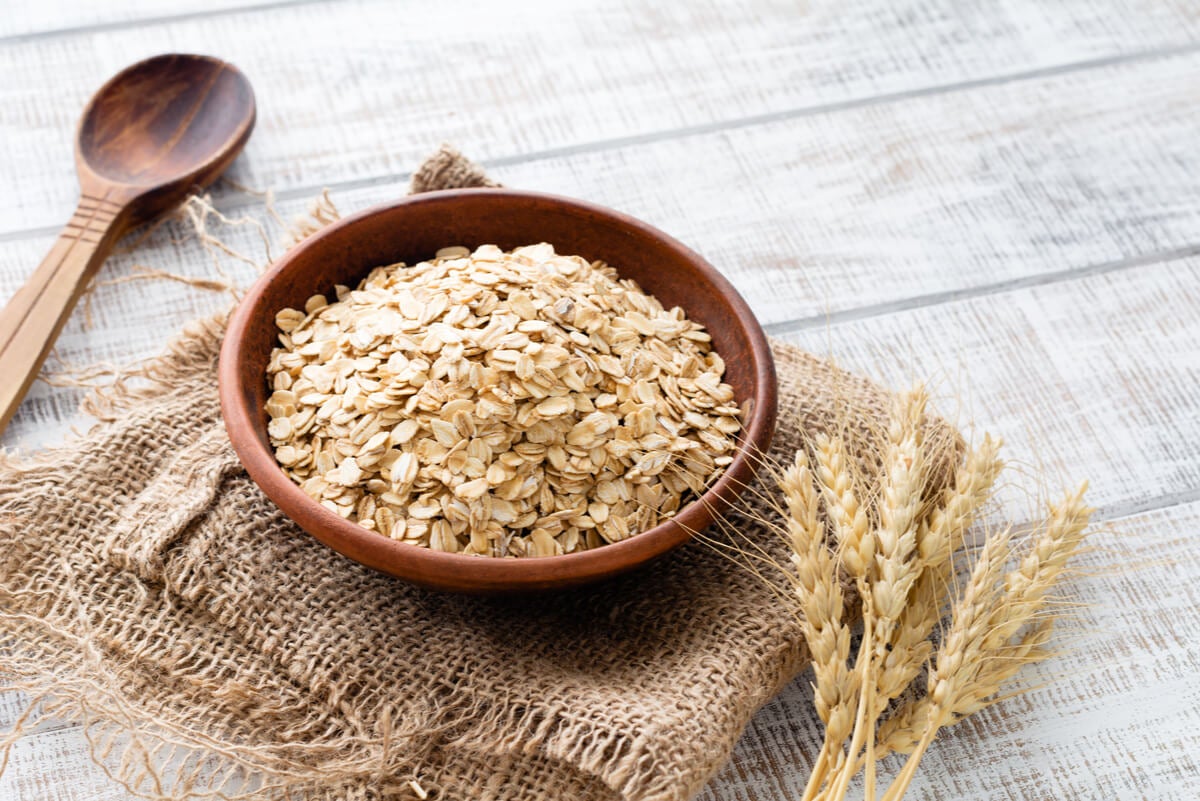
[1094,486,1200,524]
[264,40,1200,204]
[3,37,1199,248]
[763,243,1200,336]
[0,0,332,45]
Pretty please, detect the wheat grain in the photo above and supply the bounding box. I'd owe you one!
[870,389,928,636]
[916,434,1004,568]
[927,524,1012,716]
[859,389,929,799]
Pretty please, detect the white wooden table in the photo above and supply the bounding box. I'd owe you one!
[2,2,1199,799]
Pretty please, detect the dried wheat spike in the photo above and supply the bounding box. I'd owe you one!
[780,451,856,783]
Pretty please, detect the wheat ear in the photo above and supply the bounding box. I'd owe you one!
[988,482,1092,648]
[880,485,1093,801]
[874,523,1015,801]
[877,435,1004,702]
[805,432,872,798]
[857,389,930,798]
[780,452,856,799]
[871,389,929,623]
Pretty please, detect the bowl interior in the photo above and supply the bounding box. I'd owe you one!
[222,189,776,593]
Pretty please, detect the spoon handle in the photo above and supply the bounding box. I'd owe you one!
[0,195,126,434]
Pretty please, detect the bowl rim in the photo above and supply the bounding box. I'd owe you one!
[219,187,777,592]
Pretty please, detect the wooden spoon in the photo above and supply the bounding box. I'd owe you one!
[0,53,255,434]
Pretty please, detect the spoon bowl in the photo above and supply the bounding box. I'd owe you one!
[77,54,256,223]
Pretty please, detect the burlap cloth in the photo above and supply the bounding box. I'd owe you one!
[0,148,959,801]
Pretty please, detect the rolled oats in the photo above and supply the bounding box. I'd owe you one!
[265,243,741,557]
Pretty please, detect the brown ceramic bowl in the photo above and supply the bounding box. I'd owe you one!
[219,189,777,593]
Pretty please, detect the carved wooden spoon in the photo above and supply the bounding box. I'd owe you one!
[0,53,255,434]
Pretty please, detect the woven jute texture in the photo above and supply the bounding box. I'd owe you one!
[0,147,960,801]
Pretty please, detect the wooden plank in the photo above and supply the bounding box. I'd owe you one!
[773,258,1200,520]
[498,49,1200,333]
[700,499,1200,801]
[0,0,293,40]
[0,723,131,800]
[3,0,1200,236]
[7,41,1200,332]
[7,45,1200,450]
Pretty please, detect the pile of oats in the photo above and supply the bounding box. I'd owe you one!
[265,243,741,557]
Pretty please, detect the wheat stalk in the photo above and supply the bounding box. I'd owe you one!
[803,431,874,798]
[780,452,857,791]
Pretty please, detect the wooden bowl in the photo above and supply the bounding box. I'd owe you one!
[219,189,777,593]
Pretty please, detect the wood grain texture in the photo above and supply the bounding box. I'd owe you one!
[0,0,296,40]
[3,0,1200,236]
[779,259,1200,521]
[0,725,130,801]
